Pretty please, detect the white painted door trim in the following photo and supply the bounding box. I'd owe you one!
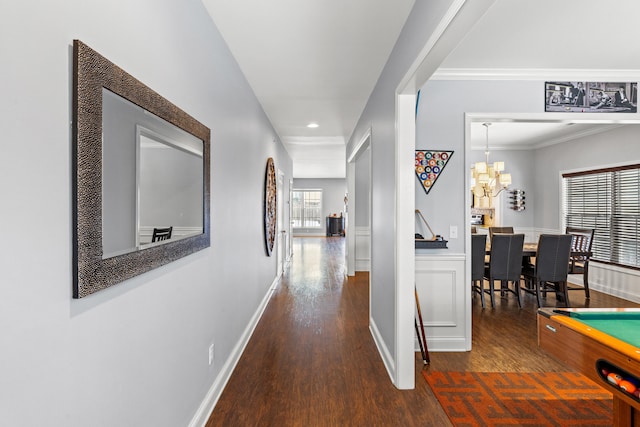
[276,170,285,277]
[394,93,416,389]
[288,178,293,262]
[346,162,356,276]
[346,128,372,277]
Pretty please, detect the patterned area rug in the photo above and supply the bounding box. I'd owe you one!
[423,371,612,426]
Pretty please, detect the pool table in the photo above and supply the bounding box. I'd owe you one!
[538,308,640,426]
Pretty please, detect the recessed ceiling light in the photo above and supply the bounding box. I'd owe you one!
[307,123,319,128]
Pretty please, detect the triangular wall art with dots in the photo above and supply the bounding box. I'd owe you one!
[415,150,454,194]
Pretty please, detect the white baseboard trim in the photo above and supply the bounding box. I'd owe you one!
[369,316,395,384]
[188,275,279,427]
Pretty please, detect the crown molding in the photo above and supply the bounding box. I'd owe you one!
[529,124,627,150]
[470,123,630,151]
[431,68,640,81]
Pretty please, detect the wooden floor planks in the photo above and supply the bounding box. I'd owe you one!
[207,237,638,426]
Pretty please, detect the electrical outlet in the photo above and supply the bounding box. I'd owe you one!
[449,225,458,239]
[208,344,215,366]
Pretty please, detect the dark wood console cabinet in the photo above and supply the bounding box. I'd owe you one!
[326,216,344,236]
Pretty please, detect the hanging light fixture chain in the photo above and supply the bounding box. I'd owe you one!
[483,122,491,164]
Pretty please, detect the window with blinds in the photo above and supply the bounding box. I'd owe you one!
[563,164,640,269]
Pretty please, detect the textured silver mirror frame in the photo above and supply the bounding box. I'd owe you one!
[72,40,210,298]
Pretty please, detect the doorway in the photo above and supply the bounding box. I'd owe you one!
[346,129,372,277]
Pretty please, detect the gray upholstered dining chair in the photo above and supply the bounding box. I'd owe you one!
[483,233,525,308]
[521,234,573,307]
[471,234,488,307]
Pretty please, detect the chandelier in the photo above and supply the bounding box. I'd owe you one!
[471,123,511,207]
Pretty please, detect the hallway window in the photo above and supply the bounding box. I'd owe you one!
[292,190,322,228]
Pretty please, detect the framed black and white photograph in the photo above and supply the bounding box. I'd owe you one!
[545,81,637,113]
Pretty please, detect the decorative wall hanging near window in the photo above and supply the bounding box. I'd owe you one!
[545,81,637,113]
[415,150,453,194]
[264,157,277,256]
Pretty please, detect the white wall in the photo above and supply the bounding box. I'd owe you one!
[0,1,292,426]
[292,178,346,236]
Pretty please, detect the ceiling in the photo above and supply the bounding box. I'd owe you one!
[202,0,414,178]
[203,0,640,178]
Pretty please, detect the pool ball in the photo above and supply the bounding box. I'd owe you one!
[607,373,623,385]
[619,380,637,394]
[627,377,640,387]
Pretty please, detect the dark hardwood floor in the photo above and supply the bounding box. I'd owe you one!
[206,237,638,426]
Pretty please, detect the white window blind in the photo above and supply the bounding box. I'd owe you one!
[563,164,640,269]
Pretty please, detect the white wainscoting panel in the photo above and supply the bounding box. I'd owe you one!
[355,226,371,272]
[415,254,467,352]
[589,261,640,303]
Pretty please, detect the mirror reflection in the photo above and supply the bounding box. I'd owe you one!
[102,89,204,258]
[137,128,203,247]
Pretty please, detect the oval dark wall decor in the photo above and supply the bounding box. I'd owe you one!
[264,157,277,256]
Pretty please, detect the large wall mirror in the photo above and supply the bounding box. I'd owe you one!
[73,40,211,298]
